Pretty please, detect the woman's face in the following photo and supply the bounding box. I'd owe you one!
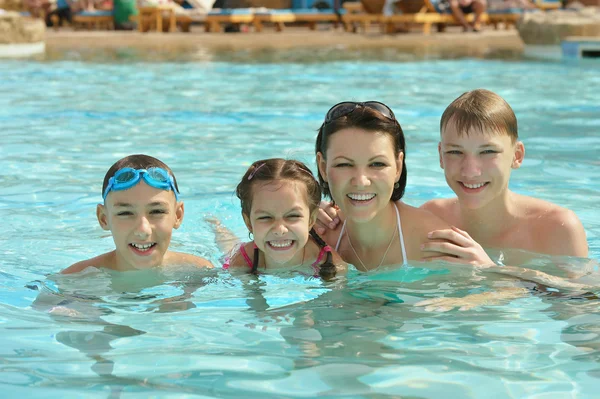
[317,127,403,224]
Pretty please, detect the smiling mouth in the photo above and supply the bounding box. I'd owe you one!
[460,182,489,190]
[268,240,294,250]
[130,243,156,253]
[347,193,376,202]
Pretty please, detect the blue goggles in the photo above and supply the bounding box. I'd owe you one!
[103,167,180,201]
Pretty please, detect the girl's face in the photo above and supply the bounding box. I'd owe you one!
[439,121,524,210]
[317,127,403,224]
[244,180,316,267]
[98,181,183,271]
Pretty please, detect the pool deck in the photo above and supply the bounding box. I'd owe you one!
[44,27,524,60]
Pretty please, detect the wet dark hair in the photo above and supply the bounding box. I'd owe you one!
[102,154,179,197]
[315,106,407,202]
[236,158,337,279]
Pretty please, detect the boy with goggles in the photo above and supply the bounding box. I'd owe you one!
[62,154,213,274]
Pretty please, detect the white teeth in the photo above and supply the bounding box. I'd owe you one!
[269,240,293,248]
[463,182,486,189]
[347,193,376,201]
[131,243,154,250]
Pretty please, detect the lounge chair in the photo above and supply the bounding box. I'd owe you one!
[72,10,114,29]
[135,0,209,32]
[253,8,344,32]
[205,7,255,32]
[382,0,490,35]
[341,0,385,33]
[534,0,561,10]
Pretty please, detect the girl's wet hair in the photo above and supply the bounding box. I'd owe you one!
[315,106,407,202]
[236,158,337,279]
[102,154,179,197]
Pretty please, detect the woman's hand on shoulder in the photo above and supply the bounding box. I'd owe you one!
[314,201,341,236]
[421,226,495,267]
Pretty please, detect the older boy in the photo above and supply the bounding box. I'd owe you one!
[420,89,588,262]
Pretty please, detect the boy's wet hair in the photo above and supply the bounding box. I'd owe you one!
[316,106,407,202]
[440,89,518,142]
[102,154,179,197]
[236,158,337,279]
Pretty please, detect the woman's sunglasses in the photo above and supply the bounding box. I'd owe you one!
[324,101,396,124]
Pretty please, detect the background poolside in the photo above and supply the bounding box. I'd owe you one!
[1,41,600,398]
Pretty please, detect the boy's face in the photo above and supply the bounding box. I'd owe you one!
[243,180,316,268]
[439,121,524,210]
[97,181,183,271]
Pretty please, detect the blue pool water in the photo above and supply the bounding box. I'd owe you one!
[1,56,600,398]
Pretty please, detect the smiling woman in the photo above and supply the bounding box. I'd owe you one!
[315,101,456,272]
[60,154,213,274]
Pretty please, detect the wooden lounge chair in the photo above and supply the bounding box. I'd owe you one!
[205,8,255,32]
[253,8,343,32]
[341,0,385,33]
[72,10,115,30]
[534,0,561,10]
[487,7,524,29]
[253,9,297,32]
[382,0,489,35]
[136,5,177,32]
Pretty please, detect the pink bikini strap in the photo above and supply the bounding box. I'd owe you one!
[311,245,332,273]
[240,242,258,269]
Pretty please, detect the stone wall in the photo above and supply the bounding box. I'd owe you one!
[0,12,45,44]
[517,7,600,45]
[0,0,25,11]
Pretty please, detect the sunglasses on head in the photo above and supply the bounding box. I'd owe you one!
[324,101,396,124]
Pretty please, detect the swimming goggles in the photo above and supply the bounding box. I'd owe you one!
[103,167,180,201]
[324,101,396,124]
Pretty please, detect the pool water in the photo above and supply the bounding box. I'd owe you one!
[1,56,599,398]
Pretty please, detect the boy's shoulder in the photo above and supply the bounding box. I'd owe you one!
[401,201,450,232]
[165,251,214,269]
[420,197,458,215]
[516,194,587,257]
[518,194,579,225]
[61,252,116,274]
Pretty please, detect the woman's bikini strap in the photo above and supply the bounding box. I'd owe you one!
[335,221,346,251]
[335,204,407,265]
[394,202,408,266]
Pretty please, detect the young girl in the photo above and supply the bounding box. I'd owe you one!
[223,158,346,279]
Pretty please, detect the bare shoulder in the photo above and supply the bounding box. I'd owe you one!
[400,202,451,233]
[520,195,588,257]
[226,242,255,269]
[166,251,214,268]
[419,198,458,224]
[60,252,115,274]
